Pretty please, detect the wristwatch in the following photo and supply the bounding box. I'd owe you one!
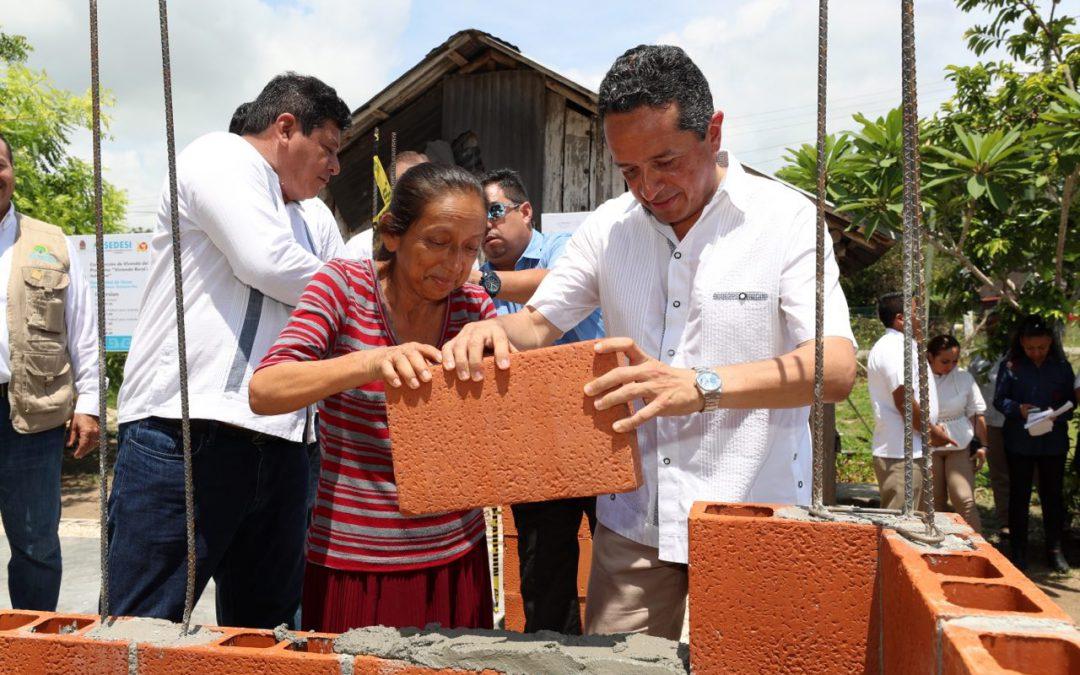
[693,367,723,412]
[479,270,501,298]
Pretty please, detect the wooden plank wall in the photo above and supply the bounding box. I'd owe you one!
[442,70,547,209]
[542,95,624,218]
[327,84,444,233]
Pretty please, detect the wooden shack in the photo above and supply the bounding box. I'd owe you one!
[324,28,895,278]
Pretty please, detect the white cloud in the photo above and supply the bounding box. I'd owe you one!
[657,0,1000,172]
[5,0,412,228]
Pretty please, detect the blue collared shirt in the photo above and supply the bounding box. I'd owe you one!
[481,229,604,345]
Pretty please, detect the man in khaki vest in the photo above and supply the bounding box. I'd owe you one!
[0,132,101,611]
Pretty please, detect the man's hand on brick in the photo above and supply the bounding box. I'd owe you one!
[441,318,518,381]
[66,413,100,459]
[585,337,705,433]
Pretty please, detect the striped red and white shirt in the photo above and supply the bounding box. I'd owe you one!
[258,258,493,572]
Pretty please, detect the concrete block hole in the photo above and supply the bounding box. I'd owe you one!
[979,634,1080,674]
[941,582,1041,613]
[0,612,39,631]
[704,504,774,518]
[30,616,94,635]
[922,553,1003,579]
[219,633,280,648]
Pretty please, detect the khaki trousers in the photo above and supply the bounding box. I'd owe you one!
[985,425,1009,524]
[932,450,982,533]
[583,524,688,641]
[874,456,924,511]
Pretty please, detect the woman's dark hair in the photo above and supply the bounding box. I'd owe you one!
[927,334,960,358]
[1006,314,1065,364]
[374,163,484,262]
[598,44,713,139]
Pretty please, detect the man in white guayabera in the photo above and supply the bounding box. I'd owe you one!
[441,45,857,640]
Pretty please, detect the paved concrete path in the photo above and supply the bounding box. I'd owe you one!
[0,519,217,625]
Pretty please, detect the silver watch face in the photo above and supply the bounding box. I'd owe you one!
[696,370,722,393]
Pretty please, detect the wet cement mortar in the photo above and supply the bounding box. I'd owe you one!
[333,624,690,674]
[775,505,978,552]
[85,618,222,674]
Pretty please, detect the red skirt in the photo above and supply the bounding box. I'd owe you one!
[301,542,494,633]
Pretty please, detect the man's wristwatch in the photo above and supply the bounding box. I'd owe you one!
[479,270,501,298]
[693,367,723,412]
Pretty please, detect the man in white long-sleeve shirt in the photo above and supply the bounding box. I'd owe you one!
[0,132,100,611]
[109,73,350,628]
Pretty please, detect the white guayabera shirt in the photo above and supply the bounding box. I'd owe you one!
[528,151,855,563]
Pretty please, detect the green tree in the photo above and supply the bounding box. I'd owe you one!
[0,26,126,234]
[777,0,1079,338]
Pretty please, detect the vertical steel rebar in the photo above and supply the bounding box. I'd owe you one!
[900,0,920,519]
[811,0,829,514]
[156,0,197,632]
[88,0,110,622]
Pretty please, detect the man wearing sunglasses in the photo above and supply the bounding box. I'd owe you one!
[473,168,603,635]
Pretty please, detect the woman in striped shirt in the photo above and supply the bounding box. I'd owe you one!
[250,163,494,632]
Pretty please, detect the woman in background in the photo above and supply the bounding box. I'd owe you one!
[927,334,987,533]
[994,316,1076,573]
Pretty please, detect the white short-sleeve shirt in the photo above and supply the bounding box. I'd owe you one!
[527,151,855,563]
[867,328,940,459]
[933,367,985,451]
[344,228,374,260]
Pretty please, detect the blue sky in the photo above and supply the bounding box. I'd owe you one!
[6,0,1013,229]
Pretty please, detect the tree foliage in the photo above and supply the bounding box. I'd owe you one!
[0,26,126,234]
[777,0,1079,337]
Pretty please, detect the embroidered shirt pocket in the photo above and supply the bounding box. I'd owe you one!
[712,291,770,303]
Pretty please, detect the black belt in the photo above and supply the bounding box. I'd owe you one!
[146,416,281,446]
[0,382,8,398]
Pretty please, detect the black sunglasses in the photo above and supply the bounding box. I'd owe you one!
[487,201,522,221]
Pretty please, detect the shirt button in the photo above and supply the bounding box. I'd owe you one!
[663,458,671,465]
[798,481,804,488]
[609,494,617,501]
[793,453,798,461]
[673,300,681,308]
[667,349,675,357]
[673,252,682,259]
[738,292,747,300]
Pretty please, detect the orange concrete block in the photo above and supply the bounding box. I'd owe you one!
[136,628,345,675]
[941,621,1080,675]
[503,592,526,632]
[688,503,881,675]
[0,611,128,674]
[880,530,1070,674]
[386,340,641,515]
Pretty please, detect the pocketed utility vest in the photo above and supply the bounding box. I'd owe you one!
[5,213,75,433]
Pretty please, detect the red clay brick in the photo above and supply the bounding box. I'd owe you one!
[0,612,128,675]
[688,502,881,675]
[941,621,1080,675]
[386,341,641,515]
[880,529,1070,674]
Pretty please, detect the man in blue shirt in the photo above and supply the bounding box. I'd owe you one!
[473,168,604,634]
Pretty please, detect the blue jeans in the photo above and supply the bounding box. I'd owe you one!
[106,417,308,628]
[0,398,64,611]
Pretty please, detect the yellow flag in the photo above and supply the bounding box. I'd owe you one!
[373,155,393,219]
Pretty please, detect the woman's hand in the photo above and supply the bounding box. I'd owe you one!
[929,423,958,448]
[364,343,443,389]
[971,446,987,472]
